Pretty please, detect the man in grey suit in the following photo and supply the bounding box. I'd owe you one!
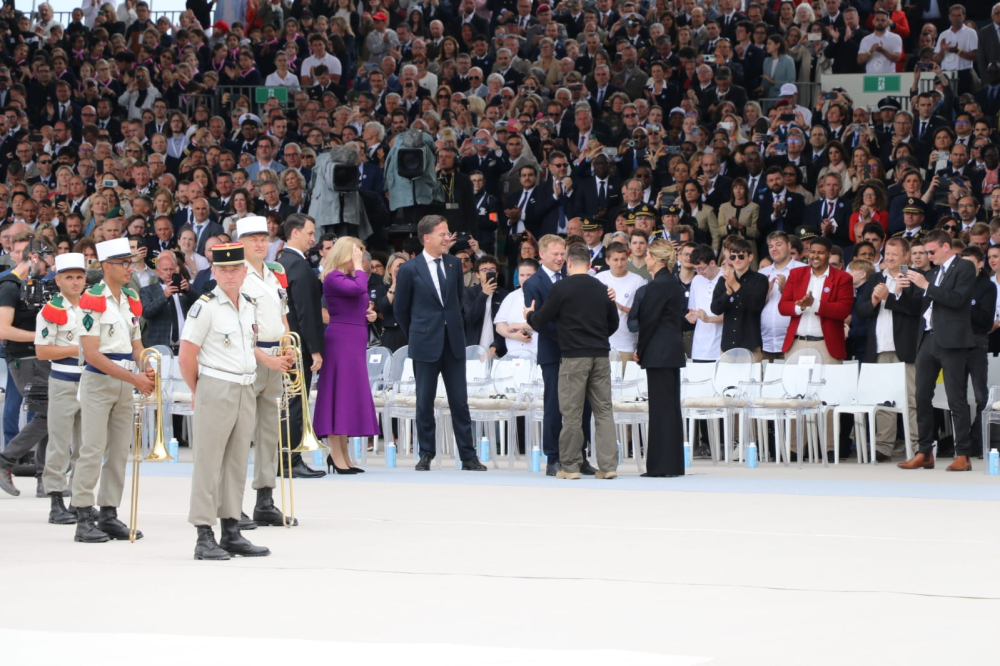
[393,215,487,472]
[139,250,195,352]
[181,198,224,256]
[977,5,1000,82]
[897,230,977,472]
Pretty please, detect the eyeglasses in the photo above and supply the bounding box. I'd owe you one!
[942,225,959,231]
[729,253,746,261]
[38,159,52,165]
[460,256,472,263]
[105,259,135,269]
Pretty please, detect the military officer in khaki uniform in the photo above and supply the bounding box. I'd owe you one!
[179,242,270,561]
[71,237,155,544]
[235,217,296,527]
[36,253,87,526]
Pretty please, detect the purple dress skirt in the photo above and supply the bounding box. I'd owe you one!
[312,270,381,438]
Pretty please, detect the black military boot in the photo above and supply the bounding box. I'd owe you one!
[194,525,230,561]
[252,487,297,527]
[219,517,270,557]
[74,507,109,543]
[48,493,76,525]
[97,506,140,540]
[239,511,257,530]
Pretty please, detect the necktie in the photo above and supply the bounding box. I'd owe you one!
[749,176,757,196]
[552,270,561,283]
[821,200,828,219]
[578,133,586,152]
[434,258,447,303]
[920,120,927,139]
[598,180,607,209]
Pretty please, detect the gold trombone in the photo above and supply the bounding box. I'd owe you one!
[276,332,324,527]
[129,348,173,542]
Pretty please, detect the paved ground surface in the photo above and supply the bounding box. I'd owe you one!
[3,453,998,665]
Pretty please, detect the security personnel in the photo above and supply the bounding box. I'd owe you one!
[179,242,270,561]
[35,253,87,525]
[650,204,683,243]
[892,198,929,243]
[236,217,295,527]
[582,219,610,273]
[71,237,155,544]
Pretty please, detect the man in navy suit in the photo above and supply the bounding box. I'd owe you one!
[572,154,622,221]
[756,166,806,258]
[358,159,384,195]
[522,234,594,476]
[504,165,559,240]
[393,215,488,472]
[803,172,852,248]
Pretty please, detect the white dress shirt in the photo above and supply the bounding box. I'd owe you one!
[794,267,829,338]
[874,270,902,353]
[423,250,446,304]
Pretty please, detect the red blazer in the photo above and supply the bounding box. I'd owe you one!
[777,265,855,359]
[848,209,889,243]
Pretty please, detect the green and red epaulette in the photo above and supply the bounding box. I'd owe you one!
[41,294,69,325]
[79,283,108,313]
[121,286,143,317]
[266,261,288,288]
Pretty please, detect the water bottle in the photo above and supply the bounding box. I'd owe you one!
[352,437,363,460]
[413,438,420,459]
[617,441,623,466]
[386,443,397,468]
[990,448,999,476]
[455,452,461,469]
[312,449,324,468]
[747,442,758,469]
[167,438,179,463]
[479,436,491,462]
[683,441,692,468]
[530,446,541,472]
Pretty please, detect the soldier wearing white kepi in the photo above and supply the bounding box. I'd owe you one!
[179,242,271,561]
[35,253,87,525]
[236,216,296,528]
[71,237,156,544]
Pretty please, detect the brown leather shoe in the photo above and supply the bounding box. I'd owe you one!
[897,453,935,469]
[946,455,972,472]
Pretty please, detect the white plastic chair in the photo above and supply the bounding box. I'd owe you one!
[466,351,537,470]
[365,346,393,456]
[834,362,911,464]
[981,384,1000,472]
[815,363,859,464]
[612,362,649,472]
[744,348,827,467]
[680,348,756,465]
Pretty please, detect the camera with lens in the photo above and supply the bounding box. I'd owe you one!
[21,277,58,310]
[626,140,636,148]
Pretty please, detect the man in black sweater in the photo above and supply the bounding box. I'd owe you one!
[525,243,620,480]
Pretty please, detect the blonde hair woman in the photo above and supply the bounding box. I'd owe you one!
[633,239,686,477]
[372,252,409,352]
[314,237,381,473]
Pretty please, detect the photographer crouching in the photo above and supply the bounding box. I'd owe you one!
[0,232,57,498]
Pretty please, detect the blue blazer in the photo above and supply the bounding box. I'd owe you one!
[762,54,795,98]
[522,268,562,365]
[394,253,467,362]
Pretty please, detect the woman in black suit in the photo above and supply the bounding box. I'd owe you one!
[628,240,687,477]
[373,252,409,352]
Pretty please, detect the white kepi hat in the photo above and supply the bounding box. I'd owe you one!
[96,237,133,262]
[236,215,269,239]
[55,252,86,273]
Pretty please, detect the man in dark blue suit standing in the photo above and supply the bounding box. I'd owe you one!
[522,234,595,476]
[394,215,488,472]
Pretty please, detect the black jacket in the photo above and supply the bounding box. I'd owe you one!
[526,273,618,358]
[278,247,325,357]
[918,256,977,350]
[970,271,998,336]
[628,269,687,369]
[709,269,768,353]
[855,271,923,363]
[462,283,509,357]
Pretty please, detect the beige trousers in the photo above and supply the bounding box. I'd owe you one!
[873,352,918,457]
[188,376,256,526]
[251,363,284,490]
[558,356,617,474]
[71,372,135,508]
[42,377,81,494]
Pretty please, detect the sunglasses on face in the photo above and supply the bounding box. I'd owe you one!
[729,253,746,261]
[942,225,959,231]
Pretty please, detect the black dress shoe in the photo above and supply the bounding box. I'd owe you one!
[220,518,270,557]
[415,453,433,471]
[194,525,230,561]
[97,506,139,540]
[461,456,487,471]
[545,462,562,476]
[290,460,326,478]
[579,460,597,475]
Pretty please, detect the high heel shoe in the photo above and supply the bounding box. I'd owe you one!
[349,467,365,473]
[326,455,358,474]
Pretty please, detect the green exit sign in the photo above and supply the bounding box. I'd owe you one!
[863,75,901,93]
[255,87,289,104]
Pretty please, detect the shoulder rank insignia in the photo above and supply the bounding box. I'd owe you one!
[121,286,142,317]
[41,293,69,325]
[189,292,215,319]
[266,261,288,288]
[243,293,257,306]
[79,283,107,313]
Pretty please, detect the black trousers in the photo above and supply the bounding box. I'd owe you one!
[915,332,972,456]
[0,358,50,475]
[412,330,476,460]
[540,361,591,464]
[284,348,311,467]
[969,333,994,453]
[645,367,684,476]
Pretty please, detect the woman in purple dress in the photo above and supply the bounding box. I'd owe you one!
[313,237,381,473]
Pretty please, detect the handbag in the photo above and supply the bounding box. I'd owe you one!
[367,321,383,348]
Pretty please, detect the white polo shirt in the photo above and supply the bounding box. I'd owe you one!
[935,25,977,72]
[759,259,806,353]
[859,31,903,74]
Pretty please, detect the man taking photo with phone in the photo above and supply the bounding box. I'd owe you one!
[463,254,508,359]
